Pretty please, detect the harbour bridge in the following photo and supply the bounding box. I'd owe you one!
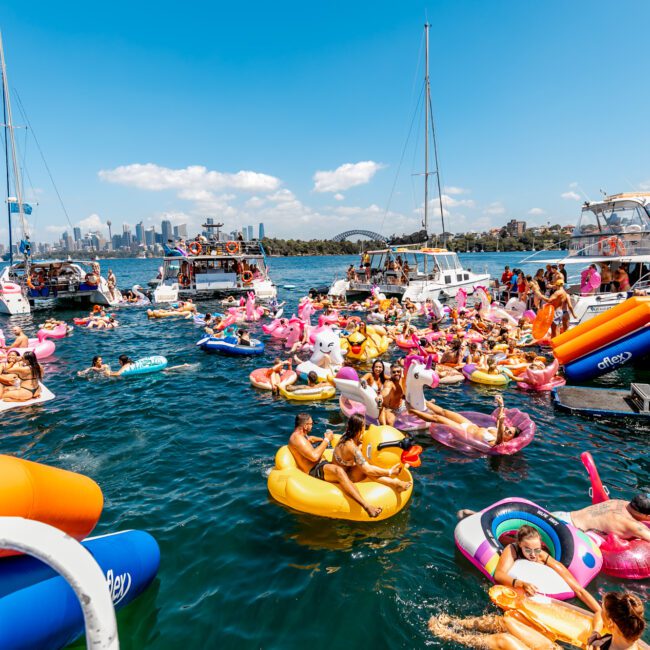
[332,229,387,243]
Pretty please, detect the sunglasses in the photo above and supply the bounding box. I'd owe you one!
[521,546,543,556]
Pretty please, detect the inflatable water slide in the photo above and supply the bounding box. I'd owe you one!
[551,296,650,382]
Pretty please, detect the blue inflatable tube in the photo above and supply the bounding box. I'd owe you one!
[120,355,168,376]
[563,326,650,383]
[197,335,264,356]
[0,529,160,650]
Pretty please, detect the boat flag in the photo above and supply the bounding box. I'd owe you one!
[8,199,32,215]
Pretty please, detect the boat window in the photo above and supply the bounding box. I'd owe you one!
[574,210,602,236]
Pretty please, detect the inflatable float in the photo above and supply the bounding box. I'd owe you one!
[0,383,56,412]
[489,586,600,650]
[581,452,650,580]
[429,408,535,455]
[462,363,511,386]
[0,529,160,650]
[6,339,56,361]
[0,455,103,557]
[120,355,168,377]
[516,358,566,392]
[532,304,554,340]
[197,335,264,356]
[278,384,336,401]
[249,367,297,391]
[267,426,418,521]
[455,498,602,599]
[37,323,72,340]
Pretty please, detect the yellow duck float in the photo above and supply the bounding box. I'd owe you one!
[268,425,418,521]
[340,325,390,361]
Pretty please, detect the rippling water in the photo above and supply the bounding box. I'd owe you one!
[1,253,648,649]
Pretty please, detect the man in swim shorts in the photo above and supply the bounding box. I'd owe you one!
[541,278,576,337]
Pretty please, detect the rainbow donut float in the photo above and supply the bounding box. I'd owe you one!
[454,497,602,600]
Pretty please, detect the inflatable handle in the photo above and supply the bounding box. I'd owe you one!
[377,436,414,451]
[580,452,610,504]
[401,445,423,467]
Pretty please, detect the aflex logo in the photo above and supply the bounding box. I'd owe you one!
[597,351,633,370]
[106,568,132,606]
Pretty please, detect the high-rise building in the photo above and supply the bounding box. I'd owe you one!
[73,227,82,242]
[62,231,71,250]
[247,225,254,241]
[112,234,122,250]
[175,223,188,238]
[145,228,155,247]
[161,220,173,242]
[258,223,265,240]
[135,221,145,244]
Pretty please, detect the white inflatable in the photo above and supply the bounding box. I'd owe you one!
[296,328,343,380]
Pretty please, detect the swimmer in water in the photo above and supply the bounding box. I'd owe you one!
[78,355,111,377]
[108,355,135,376]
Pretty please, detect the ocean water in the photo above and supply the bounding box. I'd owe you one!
[0,252,648,649]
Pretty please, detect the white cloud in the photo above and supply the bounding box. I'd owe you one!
[313,161,385,193]
[444,186,470,195]
[267,189,296,203]
[99,163,281,194]
[639,180,650,191]
[484,201,505,215]
[561,191,581,201]
[528,207,545,215]
[334,193,345,201]
[245,196,266,209]
[78,213,104,230]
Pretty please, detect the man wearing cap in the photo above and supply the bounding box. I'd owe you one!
[541,277,576,337]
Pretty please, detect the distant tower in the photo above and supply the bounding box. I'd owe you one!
[258,222,265,240]
[106,220,113,250]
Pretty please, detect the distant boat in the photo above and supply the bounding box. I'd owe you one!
[283,284,296,289]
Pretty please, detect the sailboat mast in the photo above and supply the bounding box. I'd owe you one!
[424,23,429,243]
[0,31,28,264]
[0,33,12,265]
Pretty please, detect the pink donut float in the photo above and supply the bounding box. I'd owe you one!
[249,368,297,391]
[581,452,650,580]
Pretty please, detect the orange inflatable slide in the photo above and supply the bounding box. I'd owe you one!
[551,296,650,365]
[0,454,103,557]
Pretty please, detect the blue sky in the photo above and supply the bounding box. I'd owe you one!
[2,0,650,244]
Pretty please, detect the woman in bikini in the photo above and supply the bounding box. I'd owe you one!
[331,414,411,518]
[78,355,111,377]
[2,352,42,402]
[0,350,21,397]
[409,395,517,447]
[360,360,388,393]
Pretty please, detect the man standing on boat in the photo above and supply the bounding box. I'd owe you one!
[542,278,576,337]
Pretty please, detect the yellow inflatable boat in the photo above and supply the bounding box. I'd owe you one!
[278,384,336,402]
[340,327,390,361]
[268,425,414,521]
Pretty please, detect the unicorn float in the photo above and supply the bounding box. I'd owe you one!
[295,328,345,381]
[228,292,265,323]
[475,286,519,326]
[334,355,439,431]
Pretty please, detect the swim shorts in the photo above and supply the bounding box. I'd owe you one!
[308,460,329,481]
[553,308,564,326]
[551,510,574,526]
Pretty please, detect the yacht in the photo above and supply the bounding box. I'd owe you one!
[329,24,488,302]
[329,245,489,301]
[523,191,650,324]
[152,236,277,303]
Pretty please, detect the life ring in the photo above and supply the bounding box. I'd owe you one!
[178,273,190,288]
[226,241,240,254]
[188,241,202,256]
[609,236,625,255]
[241,270,254,284]
[26,276,35,290]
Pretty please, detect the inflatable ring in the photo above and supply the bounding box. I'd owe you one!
[454,497,602,599]
[226,240,240,254]
[178,273,190,288]
[188,241,202,256]
[462,364,510,386]
[120,356,168,377]
[250,368,297,391]
[267,426,414,521]
[242,270,254,284]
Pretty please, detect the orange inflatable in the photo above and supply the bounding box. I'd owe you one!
[532,304,554,340]
[551,296,650,349]
[552,298,650,365]
[0,455,103,557]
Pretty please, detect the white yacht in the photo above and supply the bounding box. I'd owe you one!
[329,245,489,301]
[329,25,489,302]
[0,260,122,311]
[524,191,650,325]
[152,238,277,304]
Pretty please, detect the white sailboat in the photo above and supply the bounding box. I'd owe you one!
[329,24,488,301]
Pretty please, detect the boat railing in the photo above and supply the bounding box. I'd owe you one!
[567,232,650,258]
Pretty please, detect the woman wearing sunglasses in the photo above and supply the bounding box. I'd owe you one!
[494,525,601,615]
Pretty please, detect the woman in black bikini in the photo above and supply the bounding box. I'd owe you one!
[2,351,42,402]
[588,592,646,650]
[331,414,411,518]
[494,525,601,613]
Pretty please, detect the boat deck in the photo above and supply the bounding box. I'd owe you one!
[552,385,650,419]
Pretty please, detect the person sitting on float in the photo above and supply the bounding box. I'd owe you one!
[409,395,517,447]
[237,328,251,347]
[494,524,600,614]
[0,349,20,394]
[1,351,42,402]
[8,325,29,349]
[428,590,645,650]
[285,370,320,392]
[267,357,293,395]
[78,355,111,377]
[440,339,467,368]
[330,413,410,518]
[377,362,406,426]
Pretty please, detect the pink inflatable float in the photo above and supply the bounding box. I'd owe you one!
[37,323,71,340]
[429,408,536,455]
[517,359,566,392]
[581,452,650,580]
